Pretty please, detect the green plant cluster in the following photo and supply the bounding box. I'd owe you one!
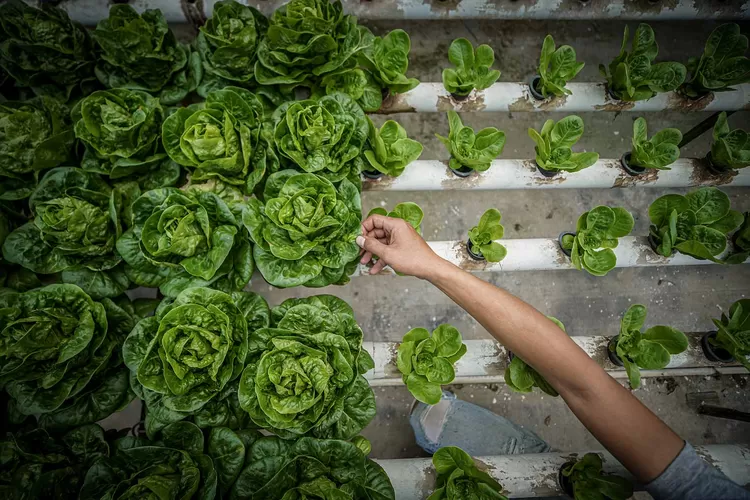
[711,112,750,171]
[561,206,635,276]
[528,116,599,173]
[428,446,507,500]
[442,38,501,97]
[535,35,585,98]
[561,453,633,500]
[711,299,750,370]
[630,117,682,170]
[468,209,507,263]
[437,111,506,173]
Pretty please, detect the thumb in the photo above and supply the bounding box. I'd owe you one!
[356,235,389,257]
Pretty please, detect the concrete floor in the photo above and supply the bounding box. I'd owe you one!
[248,19,750,463]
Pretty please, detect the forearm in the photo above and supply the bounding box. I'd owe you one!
[426,260,683,482]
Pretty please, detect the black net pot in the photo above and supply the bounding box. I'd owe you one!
[528,75,545,100]
[535,160,559,178]
[703,151,729,177]
[558,462,576,498]
[362,169,384,180]
[466,239,485,261]
[558,232,576,258]
[701,331,735,363]
[620,151,647,176]
[451,92,472,101]
[451,162,474,178]
[607,335,625,367]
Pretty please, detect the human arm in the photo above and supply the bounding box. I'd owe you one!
[357,215,684,483]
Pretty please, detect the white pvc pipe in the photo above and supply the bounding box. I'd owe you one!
[355,237,746,276]
[364,333,749,387]
[363,158,750,191]
[374,445,750,499]
[377,82,750,114]
[58,0,750,24]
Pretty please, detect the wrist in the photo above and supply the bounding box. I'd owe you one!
[422,256,456,283]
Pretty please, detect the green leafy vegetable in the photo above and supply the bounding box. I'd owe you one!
[599,24,686,101]
[123,288,267,438]
[368,202,424,234]
[630,117,682,170]
[162,86,276,194]
[611,304,688,389]
[242,170,362,288]
[711,111,750,171]
[237,295,376,440]
[561,453,633,500]
[504,317,563,396]
[195,0,268,97]
[359,29,419,96]
[73,88,180,190]
[0,0,96,101]
[2,167,137,299]
[682,23,750,98]
[561,206,634,276]
[364,118,423,177]
[80,421,218,500]
[116,182,253,297]
[0,96,75,200]
[1,424,110,499]
[92,5,202,105]
[528,116,599,173]
[255,0,369,87]
[428,446,507,500]
[231,435,395,500]
[648,187,743,262]
[711,299,750,371]
[397,324,467,405]
[436,111,505,173]
[0,284,131,423]
[536,35,584,98]
[468,208,507,262]
[726,212,750,266]
[442,38,500,97]
[272,92,368,184]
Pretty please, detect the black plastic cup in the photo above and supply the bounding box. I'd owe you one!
[620,151,647,176]
[701,331,735,363]
[466,239,485,261]
[529,75,545,100]
[704,152,729,176]
[558,462,576,498]
[450,163,474,178]
[607,335,625,367]
[536,161,559,178]
[362,169,384,180]
[558,232,576,258]
[451,92,471,101]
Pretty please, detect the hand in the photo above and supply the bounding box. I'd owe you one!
[356,214,445,279]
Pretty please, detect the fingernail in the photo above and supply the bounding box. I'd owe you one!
[355,236,365,248]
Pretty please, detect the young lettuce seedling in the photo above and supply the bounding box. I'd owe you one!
[364,118,423,177]
[599,24,686,102]
[428,446,507,500]
[442,38,501,97]
[436,111,506,174]
[368,202,424,234]
[682,23,750,98]
[711,299,750,370]
[505,317,564,396]
[560,206,634,276]
[528,116,599,174]
[711,112,750,171]
[630,117,682,170]
[611,304,688,389]
[560,453,633,500]
[535,35,585,98]
[725,213,750,265]
[648,187,743,262]
[397,324,467,405]
[467,208,507,262]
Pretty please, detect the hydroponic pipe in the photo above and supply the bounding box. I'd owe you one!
[374,445,750,499]
[362,158,750,191]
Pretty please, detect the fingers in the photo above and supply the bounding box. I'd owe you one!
[370,258,388,274]
[362,214,402,233]
[360,251,373,264]
[355,235,389,259]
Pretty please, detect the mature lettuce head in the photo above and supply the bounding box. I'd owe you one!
[238,295,376,440]
[0,96,75,200]
[0,284,124,421]
[0,0,96,101]
[73,88,180,190]
[273,93,368,183]
[1,167,137,299]
[123,288,268,438]
[91,5,202,105]
[116,182,253,297]
[80,422,218,500]
[162,87,276,194]
[255,0,369,86]
[195,0,268,96]
[232,435,395,500]
[242,170,362,288]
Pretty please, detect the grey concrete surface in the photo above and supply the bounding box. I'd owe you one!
[248,18,750,462]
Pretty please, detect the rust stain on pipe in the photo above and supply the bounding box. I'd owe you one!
[508,88,569,112]
[689,160,738,186]
[667,91,715,111]
[377,92,416,114]
[436,91,487,112]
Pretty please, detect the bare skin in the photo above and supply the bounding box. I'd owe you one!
[356,214,684,483]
